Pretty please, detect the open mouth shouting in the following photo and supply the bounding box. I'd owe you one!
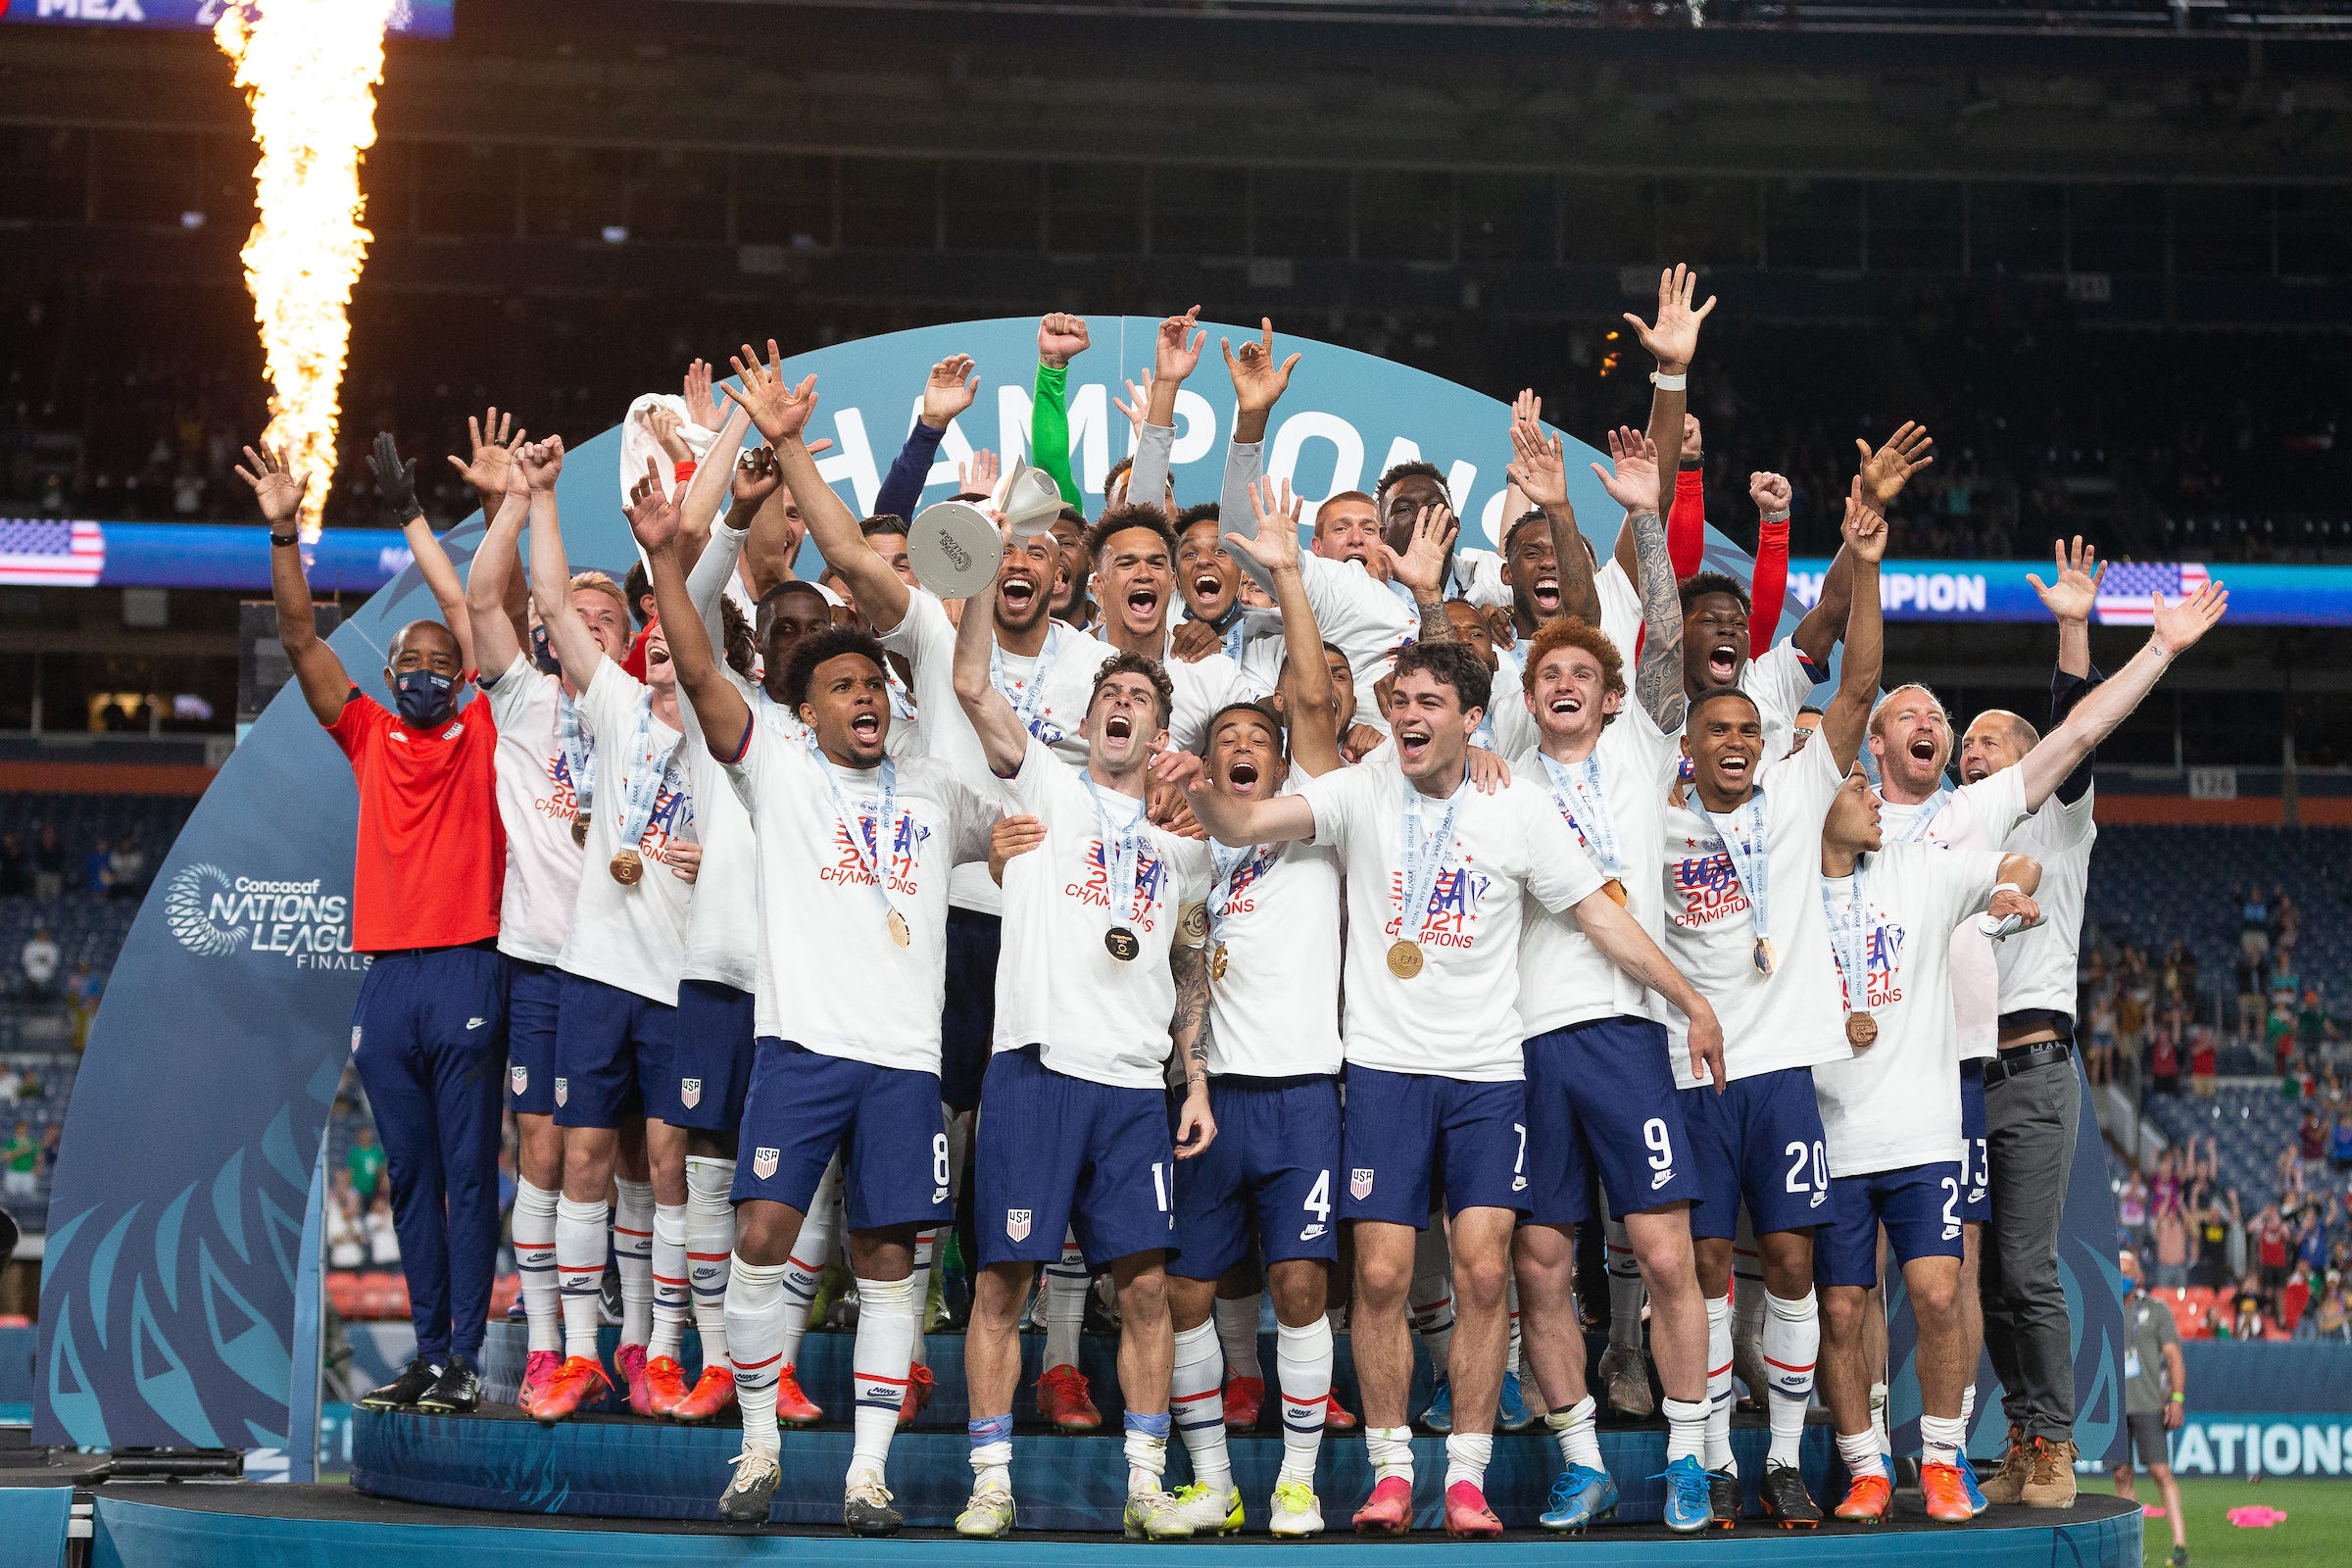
[1546,691,1584,720]
[1705,640,1740,685]
[1908,733,1939,762]
[999,573,1040,615]
[1532,575,1560,615]
[1225,755,1262,796]
[1124,585,1161,627]
[1715,749,1753,786]
[1395,719,1434,770]
[850,710,882,747]
[1193,570,1225,603]
[1104,710,1135,744]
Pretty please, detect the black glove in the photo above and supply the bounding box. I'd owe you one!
[369,431,421,522]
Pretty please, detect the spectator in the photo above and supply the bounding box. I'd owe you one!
[64,963,101,1051]
[19,927,60,1002]
[2229,1277,2266,1340]
[2237,883,2271,960]
[2332,1107,2352,1173]
[347,1126,385,1205]
[2152,1199,2191,1289]
[107,837,147,899]
[2088,984,2119,1086]
[0,832,25,897]
[365,1190,400,1266]
[2302,1108,2328,1165]
[2255,1203,2291,1296]
[2234,951,2265,1042]
[326,1175,366,1271]
[1,1120,37,1202]
[2189,1028,2219,1097]
[2282,1262,2314,1332]
[81,835,113,899]
[2117,1169,2149,1250]
[2298,991,2330,1057]
[39,1121,60,1174]
[2299,1270,2350,1342]
[30,824,65,901]
[2151,1148,2181,1213]
[2149,1027,2180,1096]
[0,1064,20,1105]
[2162,940,2197,1011]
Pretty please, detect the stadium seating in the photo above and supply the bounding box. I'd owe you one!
[2084,823,2350,1010]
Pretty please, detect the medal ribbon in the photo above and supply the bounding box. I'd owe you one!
[613,696,685,853]
[1207,841,1273,946]
[1695,789,1772,945]
[556,684,596,816]
[1539,751,1620,878]
[809,737,903,926]
[1820,861,1875,1015]
[990,623,1065,739]
[1886,786,1951,844]
[1084,776,1152,929]
[1396,775,1465,946]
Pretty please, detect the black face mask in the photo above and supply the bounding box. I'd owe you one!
[393,668,458,728]
[531,622,563,677]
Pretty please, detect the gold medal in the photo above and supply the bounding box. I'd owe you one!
[1177,901,1210,950]
[1105,926,1141,962]
[1387,939,1425,979]
[1845,1012,1878,1049]
[571,814,589,848]
[611,848,644,885]
[1752,937,1776,977]
[1210,942,1229,983]
[887,908,911,948]
[1600,876,1628,906]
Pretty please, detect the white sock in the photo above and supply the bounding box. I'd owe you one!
[1123,1412,1171,1497]
[968,1412,1013,1495]
[1763,1290,1818,1470]
[1366,1425,1415,1486]
[1732,1223,1765,1393]
[612,1177,655,1348]
[1409,1222,1454,1375]
[1961,1382,1977,1435]
[1506,1275,1522,1375]
[1043,1231,1088,1373]
[651,1202,689,1360]
[1922,1413,1966,1469]
[1663,1395,1708,1466]
[910,1229,940,1368]
[1274,1317,1332,1485]
[1547,1396,1604,1473]
[555,1195,609,1361]
[1171,1320,1232,1494]
[512,1179,561,1355]
[779,1159,839,1368]
[1870,1381,1891,1458]
[1444,1431,1493,1491]
[1214,1294,1263,1386]
[851,1274,920,1484]
[1704,1293,1735,1472]
[1604,1215,1645,1352]
[726,1257,786,1456]
[684,1156,735,1365]
[1838,1429,1881,1481]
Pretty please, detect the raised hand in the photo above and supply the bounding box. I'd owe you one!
[1507,421,1570,510]
[1231,475,1305,574]
[516,435,565,492]
[1155,306,1206,384]
[1840,477,1888,565]
[1749,470,1792,518]
[2026,535,2105,624]
[1621,263,1717,373]
[1685,412,1703,459]
[1590,425,1659,513]
[731,445,781,511]
[959,448,1001,498]
[683,359,722,429]
[368,431,421,520]
[1222,318,1299,416]
[1112,370,1155,437]
[640,404,693,463]
[1856,420,1935,512]
[721,340,819,444]
[1510,388,1543,442]
[234,443,310,527]
[446,407,525,497]
[1038,312,1090,368]
[1388,504,1458,602]
[2149,580,2229,659]
[625,459,680,552]
[922,354,980,429]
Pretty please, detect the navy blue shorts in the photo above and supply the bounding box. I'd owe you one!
[1682,1066,1829,1241]
[974,1046,1175,1268]
[1959,1060,1990,1224]
[940,908,1000,1114]
[732,1038,953,1234]
[504,956,562,1116]
[553,971,674,1129]
[1815,1162,1966,1289]
[1522,1017,1700,1228]
[668,978,758,1133]
[1170,1075,1342,1281]
[1340,1064,1528,1226]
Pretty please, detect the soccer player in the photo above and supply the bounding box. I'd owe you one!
[1181,636,1722,1539]
[242,440,507,1415]
[1508,466,1721,1535]
[520,436,701,1424]
[950,538,1217,1543]
[1660,479,1887,1530]
[1810,765,2044,1524]
[632,475,992,1536]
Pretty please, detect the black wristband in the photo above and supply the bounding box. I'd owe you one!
[1679,456,1703,471]
[270,530,299,548]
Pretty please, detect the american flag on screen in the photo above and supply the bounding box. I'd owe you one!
[0,519,105,587]
[2094,560,2208,626]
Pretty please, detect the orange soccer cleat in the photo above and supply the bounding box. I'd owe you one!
[643,1354,691,1417]
[898,1363,936,1429]
[1324,1393,1359,1432]
[532,1354,614,1424]
[514,1349,560,1417]
[775,1363,824,1427]
[670,1364,737,1422]
[1222,1375,1265,1432]
[615,1343,652,1416]
[1921,1462,1975,1522]
[1443,1481,1503,1539]
[1834,1471,1893,1524]
[1035,1364,1102,1432]
[1352,1476,1414,1536]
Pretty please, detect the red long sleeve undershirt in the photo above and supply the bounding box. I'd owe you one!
[1665,462,1788,655]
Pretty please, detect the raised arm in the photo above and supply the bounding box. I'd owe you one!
[520,437,603,695]
[1746,469,1791,656]
[1622,264,1711,521]
[628,467,750,761]
[239,444,351,724]
[1507,408,1602,629]
[950,546,1032,778]
[1033,314,1090,508]
[1591,441,1684,730]
[1231,478,1343,777]
[2029,534,2102,682]
[1794,423,1932,664]
[1128,308,1204,513]
[874,354,976,522]
[688,446,779,654]
[1386,504,1459,646]
[676,399,753,560]
[1821,479,1886,773]
[2014,581,2228,812]
[369,432,474,674]
[464,464,531,680]
[1216,318,1298,586]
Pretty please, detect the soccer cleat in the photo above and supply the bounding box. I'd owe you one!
[1352,1475,1414,1535]
[1760,1460,1822,1528]
[844,1473,903,1537]
[1223,1374,1266,1431]
[1978,1428,2031,1506]
[643,1354,691,1418]
[532,1355,614,1423]
[1497,1369,1535,1432]
[1443,1481,1502,1539]
[1034,1363,1102,1432]
[414,1354,482,1415]
[1123,1489,1194,1541]
[1540,1465,1620,1533]
[672,1365,738,1422]
[716,1447,781,1524]
[2167,1549,2188,1568]
[1834,1471,1893,1523]
[514,1349,560,1417]
[897,1362,935,1429]
[2020,1438,2079,1508]
[1955,1449,1989,1515]
[1597,1341,1655,1418]
[774,1364,823,1426]
[357,1357,443,1412]
[1324,1392,1359,1431]
[1658,1454,1715,1534]
[1269,1478,1325,1538]
[1161,1483,1244,1537]
[1921,1461,1974,1522]
[615,1343,653,1415]
[1419,1376,1452,1434]
[956,1480,1016,1539]
[1708,1466,1742,1529]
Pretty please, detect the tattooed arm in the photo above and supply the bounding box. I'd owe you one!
[1169,939,1217,1158]
[1630,507,1686,731]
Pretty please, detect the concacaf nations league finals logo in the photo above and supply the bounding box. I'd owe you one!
[165,861,363,970]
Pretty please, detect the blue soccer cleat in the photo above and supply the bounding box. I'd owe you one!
[1419,1376,1452,1434]
[1955,1450,1987,1515]
[1497,1370,1535,1433]
[1657,1454,1715,1535]
[1540,1465,1619,1533]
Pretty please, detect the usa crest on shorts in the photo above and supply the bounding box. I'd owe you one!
[752,1147,779,1179]
[679,1077,702,1109]
[510,1064,527,1096]
[554,1076,568,1107]
[1350,1167,1374,1200]
[1005,1207,1032,1242]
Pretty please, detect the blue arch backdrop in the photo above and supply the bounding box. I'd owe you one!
[34,315,2121,1465]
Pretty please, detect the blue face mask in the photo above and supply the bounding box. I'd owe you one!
[393,667,458,728]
